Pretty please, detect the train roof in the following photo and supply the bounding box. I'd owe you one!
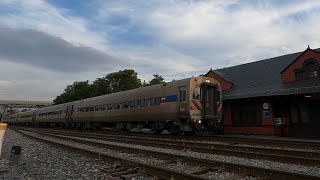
[17,76,214,112]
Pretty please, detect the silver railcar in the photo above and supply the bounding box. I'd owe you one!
[7,76,223,135]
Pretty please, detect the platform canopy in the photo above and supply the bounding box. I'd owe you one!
[0,100,52,108]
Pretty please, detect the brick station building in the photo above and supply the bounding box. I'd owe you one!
[206,47,320,138]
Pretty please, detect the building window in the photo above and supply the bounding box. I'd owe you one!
[290,105,299,124]
[232,101,260,125]
[295,59,320,80]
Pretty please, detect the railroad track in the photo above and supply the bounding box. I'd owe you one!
[12,127,320,179]
[15,127,320,166]
[20,126,320,150]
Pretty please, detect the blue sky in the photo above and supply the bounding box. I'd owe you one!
[0,0,320,101]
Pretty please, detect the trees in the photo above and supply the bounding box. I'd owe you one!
[91,77,111,97]
[106,69,142,93]
[53,69,165,105]
[146,74,165,86]
[53,81,92,104]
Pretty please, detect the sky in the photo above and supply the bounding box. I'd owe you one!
[0,0,320,101]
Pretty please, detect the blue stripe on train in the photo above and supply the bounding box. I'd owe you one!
[161,95,177,102]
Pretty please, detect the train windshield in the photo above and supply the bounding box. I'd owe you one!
[201,84,216,117]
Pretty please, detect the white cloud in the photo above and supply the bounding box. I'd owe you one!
[1,0,320,101]
[0,0,108,51]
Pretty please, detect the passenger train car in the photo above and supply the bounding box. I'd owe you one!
[5,76,223,135]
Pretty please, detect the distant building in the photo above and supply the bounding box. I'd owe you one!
[207,47,320,138]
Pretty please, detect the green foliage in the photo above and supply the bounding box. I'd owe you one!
[53,81,92,104]
[53,69,165,105]
[91,77,112,97]
[106,69,142,93]
[146,74,165,86]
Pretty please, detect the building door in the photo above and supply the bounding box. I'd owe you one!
[310,102,320,138]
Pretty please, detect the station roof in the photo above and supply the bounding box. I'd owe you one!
[0,100,53,108]
[211,48,320,100]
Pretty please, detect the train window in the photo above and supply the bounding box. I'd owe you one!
[140,99,145,107]
[136,100,141,107]
[193,86,201,100]
[100,105,106,110]
[123,102,129,108]
[215,90,220,102]
[180,90,187,102]
[90,107,95,111]
[150,98,156,106]
[145,99,150,106]
[85,107,89,112]
[155,97,161,105]
[118,103,122,109]
[130,100,135,107]
[95,105,100,111]
[114,103,120,109]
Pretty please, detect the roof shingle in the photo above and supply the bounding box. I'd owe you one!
[212,48,320,100]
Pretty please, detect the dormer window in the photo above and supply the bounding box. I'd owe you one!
[295,59,320,80]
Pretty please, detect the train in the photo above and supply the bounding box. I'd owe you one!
[4,76,223,135]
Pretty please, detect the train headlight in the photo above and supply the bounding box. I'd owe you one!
[205,79,211,83]
[198,120,201,124]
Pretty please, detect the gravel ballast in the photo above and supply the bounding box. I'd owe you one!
[0,129,113,179]
[53,132,320,177]
[4,128,320,179]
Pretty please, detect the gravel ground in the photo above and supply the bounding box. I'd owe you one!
[18,130,241,179]
[0,129,145,180]
[8,129,320,179]
[62,133,320,177]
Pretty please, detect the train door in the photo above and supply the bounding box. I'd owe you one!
[32,112,36,124]
[64,106,69,123]
[65,105,74,123]
[178,86,187,117]
[201,84,216,118]
[179,86,193,132]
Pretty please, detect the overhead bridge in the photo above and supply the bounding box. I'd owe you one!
[0,100,52,108]
[0,100,53,122]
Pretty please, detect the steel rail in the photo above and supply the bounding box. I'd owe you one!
[14,128,320,180]
[21,128,320,163]
[17,126,320,150]
[14,129,208,180]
